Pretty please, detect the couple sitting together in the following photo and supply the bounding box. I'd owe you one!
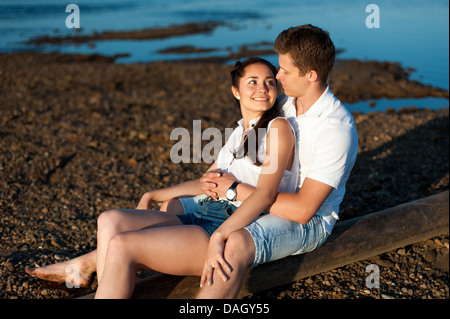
[27,24,359,299]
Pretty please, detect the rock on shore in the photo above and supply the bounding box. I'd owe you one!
[0,52,448,299]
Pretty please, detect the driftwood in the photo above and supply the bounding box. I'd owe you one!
[79,190,449,299]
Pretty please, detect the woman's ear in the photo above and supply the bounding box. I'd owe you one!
[231,86,240,100]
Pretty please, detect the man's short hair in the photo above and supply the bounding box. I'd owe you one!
[274,24,336,82]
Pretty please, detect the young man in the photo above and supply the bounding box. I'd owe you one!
[196,24,358,298]
[27,25,358,299]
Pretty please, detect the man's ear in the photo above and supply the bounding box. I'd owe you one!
[231,86,240,100]
[308,70,319,82]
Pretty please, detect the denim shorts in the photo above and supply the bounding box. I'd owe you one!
[178,196,329,267]
[244,213,329,267]
[177,196,239,237]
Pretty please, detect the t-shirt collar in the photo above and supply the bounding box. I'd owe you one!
[290,85,333,118]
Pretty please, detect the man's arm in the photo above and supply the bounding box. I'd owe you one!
[200,172,333,225]
[269,178,333,224]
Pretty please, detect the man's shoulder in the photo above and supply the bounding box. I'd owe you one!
[313,90,358,144]
[277,94,295,117]
[322,90,355,128]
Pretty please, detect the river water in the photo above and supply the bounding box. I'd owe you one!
[1,0,448,113]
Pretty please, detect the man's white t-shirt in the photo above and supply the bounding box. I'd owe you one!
[279,87,359,233]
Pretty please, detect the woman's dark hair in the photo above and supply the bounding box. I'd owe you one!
[230,57,280,166]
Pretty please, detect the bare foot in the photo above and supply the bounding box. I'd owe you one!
[26,255,96,288]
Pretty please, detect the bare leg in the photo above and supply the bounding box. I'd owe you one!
[26,199,183,285]
[95,208,183,282]
[94,225,209,299]
[196,229,255,299]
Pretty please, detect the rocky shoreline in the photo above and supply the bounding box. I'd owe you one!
[0,51,448,299]
[28,21,224,45]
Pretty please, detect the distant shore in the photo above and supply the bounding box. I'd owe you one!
[0,51,448,299]
[28,21,224,45]
[21,20,450,97]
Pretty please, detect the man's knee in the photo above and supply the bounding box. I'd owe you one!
[224,230,255,267]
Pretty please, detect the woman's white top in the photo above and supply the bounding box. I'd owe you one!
[196,117,298,207]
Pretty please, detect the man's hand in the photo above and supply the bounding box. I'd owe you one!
[200,169,237,199]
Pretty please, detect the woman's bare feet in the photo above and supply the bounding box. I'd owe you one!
[25,251,97,287]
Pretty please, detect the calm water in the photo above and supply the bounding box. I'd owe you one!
[1,0,448,113]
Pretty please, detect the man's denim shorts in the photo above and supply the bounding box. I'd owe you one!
[178,196,329,267]
[177,196,239,237]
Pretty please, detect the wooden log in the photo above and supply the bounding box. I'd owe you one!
[79,190,449,299]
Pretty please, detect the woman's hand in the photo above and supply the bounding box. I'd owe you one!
[200,232,232,287]
[200,170,237,200]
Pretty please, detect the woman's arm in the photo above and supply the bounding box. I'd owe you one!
[215,118,294,237]
[201,118,295,284]
[137,163,218,210]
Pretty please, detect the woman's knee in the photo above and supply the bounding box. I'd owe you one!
[224,230,255,267]
[97,209,127,235]
[104,232,133,262]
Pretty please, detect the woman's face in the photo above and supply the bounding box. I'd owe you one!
[232,63,277,119]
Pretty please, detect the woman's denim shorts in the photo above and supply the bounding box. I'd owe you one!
[178,196,329,267]
[177,196,239,237]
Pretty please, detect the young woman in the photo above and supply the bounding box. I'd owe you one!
[29,57,297,298]
[93,57,296,298]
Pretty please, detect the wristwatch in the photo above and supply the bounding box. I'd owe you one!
[226,181,240,201]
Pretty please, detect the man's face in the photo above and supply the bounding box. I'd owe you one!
[276,53,310,98]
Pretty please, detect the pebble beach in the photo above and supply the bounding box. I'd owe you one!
[0,49,448,300]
